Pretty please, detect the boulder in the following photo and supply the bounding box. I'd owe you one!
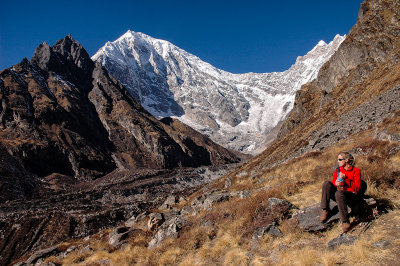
[252,224,283,239]
[201,192,230,209]
[292,202,340,231]
[159,195,177,210]
[148,213,164,231]
[148,217,186,248]
[253,198,295,231]
[265,198,295,217]
[109,226,129,247]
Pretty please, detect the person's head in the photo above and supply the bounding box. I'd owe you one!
[337,151,355,167]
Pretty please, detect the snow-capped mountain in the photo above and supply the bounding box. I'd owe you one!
[92,30,345,153]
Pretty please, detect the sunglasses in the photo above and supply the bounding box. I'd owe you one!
[338,158,346,161]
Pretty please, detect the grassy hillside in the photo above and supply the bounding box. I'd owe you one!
[40,116,399,265]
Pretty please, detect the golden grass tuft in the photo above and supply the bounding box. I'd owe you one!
[223,247,250,265]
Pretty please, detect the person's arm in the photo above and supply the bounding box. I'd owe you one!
[352,168,361,193]
[332,169,338,187]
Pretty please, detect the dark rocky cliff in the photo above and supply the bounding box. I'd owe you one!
[278,0,400,139]
[0,35,242,186]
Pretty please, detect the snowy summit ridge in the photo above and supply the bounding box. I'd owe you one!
[92,30,345,153]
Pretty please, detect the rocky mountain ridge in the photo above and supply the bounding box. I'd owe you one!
[92,31,345,153]
[0,35,243,185]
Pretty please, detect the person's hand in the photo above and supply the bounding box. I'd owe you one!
[335,180,341,186]
[339,172,346,180]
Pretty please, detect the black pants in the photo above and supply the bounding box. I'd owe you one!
[321,181,364,223]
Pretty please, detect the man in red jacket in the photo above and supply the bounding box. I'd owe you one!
[320,151,363,232]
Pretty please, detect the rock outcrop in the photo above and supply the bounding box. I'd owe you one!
[278,0,400,138]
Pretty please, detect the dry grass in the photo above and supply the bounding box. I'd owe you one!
[51,115,400,266]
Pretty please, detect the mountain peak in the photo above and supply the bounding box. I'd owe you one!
[93,32,345,153]
[31,35,94,87]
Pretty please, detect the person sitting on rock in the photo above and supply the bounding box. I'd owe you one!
[320,151,363,232]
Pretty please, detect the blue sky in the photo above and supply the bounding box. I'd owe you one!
[1,0,363,73]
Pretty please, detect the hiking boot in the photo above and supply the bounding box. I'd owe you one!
[320,209,330,223]
[342,222,351,233]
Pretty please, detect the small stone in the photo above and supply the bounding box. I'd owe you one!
[373,240,391,248]
[328,235,358,250]
[225,178,232,188]
[236,171,247,177]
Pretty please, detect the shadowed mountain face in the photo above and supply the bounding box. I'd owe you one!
[0,35,245,265]
[0,35,243,192]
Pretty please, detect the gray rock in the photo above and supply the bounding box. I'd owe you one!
[236,171,247,177]
[179,196,187,203]
[180,206,193,216]
[97,259,111,265]
[25,246,58,265]
[109,226,130,247]
[148,213,164,231]
[252,224,283,239]
[373,240,391,248]
[265,198,295,218]
[162,210,181,222]
[230,190,251,199]
[125,215,138,227]
[268,225,284,237]
[225,178,232,188]
[159,195,177,210]
[81,245,93,253]
[328,234,358,250]
[148,217,186,248]
[292,202,340,231]
[201,192,230,209]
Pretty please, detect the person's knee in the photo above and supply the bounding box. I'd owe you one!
[322,180,332,190]
[335,190,345,200]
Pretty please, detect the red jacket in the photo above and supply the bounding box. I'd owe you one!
[332,166,362,193]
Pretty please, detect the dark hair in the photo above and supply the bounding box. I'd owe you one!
[339,151,355,166]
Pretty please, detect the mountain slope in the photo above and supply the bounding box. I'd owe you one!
[0,35,243,185]
[254,0,400,169]
[92,31,345,153]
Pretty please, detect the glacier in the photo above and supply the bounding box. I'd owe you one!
[92,30,345,153]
